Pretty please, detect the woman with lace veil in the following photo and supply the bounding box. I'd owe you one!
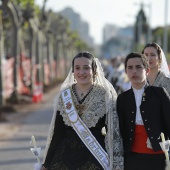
[41,52,124,170]
[142,42,170,95]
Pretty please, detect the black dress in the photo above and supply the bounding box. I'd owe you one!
[43,89,107,170]
[43,112,106,170]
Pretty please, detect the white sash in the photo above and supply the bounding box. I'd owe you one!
[61,88,110,170]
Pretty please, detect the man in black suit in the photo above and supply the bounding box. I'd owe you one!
[117,52,170,170]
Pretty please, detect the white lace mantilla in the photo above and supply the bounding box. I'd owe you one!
[58,84,106,128]
[153,71,170,96]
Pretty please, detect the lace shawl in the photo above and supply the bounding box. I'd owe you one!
[153,71,170,96]
[58,84,106,127]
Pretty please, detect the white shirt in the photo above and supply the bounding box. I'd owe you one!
[132,85,145,125]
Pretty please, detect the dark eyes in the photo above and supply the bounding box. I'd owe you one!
[136,66,143,68]
[74,66,90,70]
[127,66,144,70]
[145,53,156,57]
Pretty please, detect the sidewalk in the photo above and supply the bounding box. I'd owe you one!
[0,84,61,139]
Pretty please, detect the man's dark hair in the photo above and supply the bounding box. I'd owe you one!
[124,52,149,70]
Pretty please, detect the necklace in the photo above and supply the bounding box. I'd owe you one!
[76,85,93,97]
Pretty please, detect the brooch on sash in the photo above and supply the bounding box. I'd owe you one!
[66,102,72,110]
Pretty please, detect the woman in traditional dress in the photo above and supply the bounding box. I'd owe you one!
[41,52,124,170]
[142,42,170,95]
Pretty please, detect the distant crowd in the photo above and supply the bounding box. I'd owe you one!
[101,56,131,94]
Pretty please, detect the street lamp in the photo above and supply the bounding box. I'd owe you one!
[145,3,152,42]
[163,0,168,56]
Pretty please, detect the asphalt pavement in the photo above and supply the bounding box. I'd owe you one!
[0,84,61,170]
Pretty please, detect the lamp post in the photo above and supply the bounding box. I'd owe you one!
[163,0,168,56]
[146,3,152,42]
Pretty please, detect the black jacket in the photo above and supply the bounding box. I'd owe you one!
[117,86,170,153]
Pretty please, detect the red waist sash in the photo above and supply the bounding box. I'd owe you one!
[131,125,164,154]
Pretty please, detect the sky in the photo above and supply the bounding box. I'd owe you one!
[35,0,170,44]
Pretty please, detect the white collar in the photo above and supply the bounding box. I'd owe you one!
[132,84,146,92]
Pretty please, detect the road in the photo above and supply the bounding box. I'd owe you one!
[0,86,60,170]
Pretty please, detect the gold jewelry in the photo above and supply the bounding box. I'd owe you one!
[75,104,85,116]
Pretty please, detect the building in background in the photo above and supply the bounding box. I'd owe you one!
[103,24,119,44]
[102,25,134,58]
[60,7,94,46]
